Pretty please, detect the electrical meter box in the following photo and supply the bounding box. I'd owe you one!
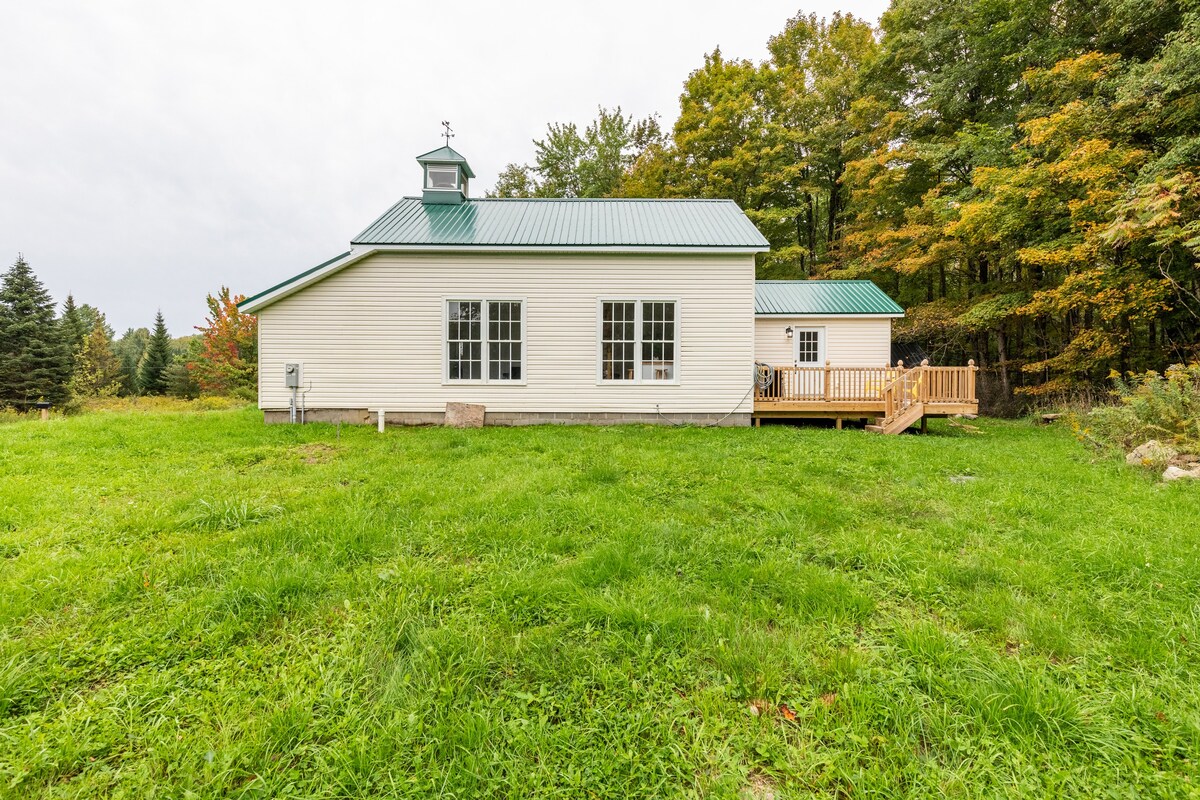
[284,363,301,388]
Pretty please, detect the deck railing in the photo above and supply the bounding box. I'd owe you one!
[756,360,978,406]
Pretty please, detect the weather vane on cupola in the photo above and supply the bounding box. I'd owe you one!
[441,120,454,147]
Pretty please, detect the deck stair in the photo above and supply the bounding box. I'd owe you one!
[870,360,933,435]
[867,401,927,434]
[753,359,977,426]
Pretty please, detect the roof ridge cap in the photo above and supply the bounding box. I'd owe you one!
[461,197,736,203]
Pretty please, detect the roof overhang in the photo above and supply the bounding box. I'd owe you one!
[414,146,476,179]
[754,312,905,319]
[239,244,766,314]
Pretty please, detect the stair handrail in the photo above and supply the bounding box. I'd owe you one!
[881,360,930,423]
[881,361,905,422]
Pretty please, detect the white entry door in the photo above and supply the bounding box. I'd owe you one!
[792,327,825,366]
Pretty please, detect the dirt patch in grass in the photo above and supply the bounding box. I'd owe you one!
[293,443,339,464]
[742,769,778,799]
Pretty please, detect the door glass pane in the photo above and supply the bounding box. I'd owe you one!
[796,330,820,364]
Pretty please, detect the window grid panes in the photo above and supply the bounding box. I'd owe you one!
[600,301,676,382]
[640,302,676,381]
[447,301,482,380]
[447,300,522,382]
[427,166,458,190]
[488,301,522,381]
[795,330,820,364]
[601,302,636,380]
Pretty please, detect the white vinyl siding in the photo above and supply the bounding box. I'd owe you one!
[257,251,755,415]
[754,316,893,367]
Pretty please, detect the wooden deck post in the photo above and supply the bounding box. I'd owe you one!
[752,361,980,423]
[835,417,843,430]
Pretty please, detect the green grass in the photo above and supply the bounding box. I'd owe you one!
[1,409,1198,798]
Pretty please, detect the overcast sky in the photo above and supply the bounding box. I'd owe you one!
[1,1,889,335]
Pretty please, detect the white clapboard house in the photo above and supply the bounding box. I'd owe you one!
[240,145,977,432]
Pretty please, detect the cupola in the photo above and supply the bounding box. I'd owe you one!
[416,130,474,205]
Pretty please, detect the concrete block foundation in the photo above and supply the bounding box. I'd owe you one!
[263,409,751,428]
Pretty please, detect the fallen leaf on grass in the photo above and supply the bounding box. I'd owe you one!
[748,699,771,717]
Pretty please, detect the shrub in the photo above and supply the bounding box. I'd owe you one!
[82,396,249,414]
[0,407,31,425]
[1084,364,1200,452]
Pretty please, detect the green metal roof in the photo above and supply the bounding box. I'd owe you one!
[754,280,904,315]
[238,251,350,310]
[415,145,475,178]
[352,198,770,249]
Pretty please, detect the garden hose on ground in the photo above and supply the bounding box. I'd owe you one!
[654,363,775,428]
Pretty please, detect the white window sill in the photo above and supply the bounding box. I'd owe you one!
[595,380,681,387]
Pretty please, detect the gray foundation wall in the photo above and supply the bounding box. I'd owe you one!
[263,409,751,428]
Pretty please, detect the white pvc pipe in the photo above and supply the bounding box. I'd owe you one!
[377,409,385,433]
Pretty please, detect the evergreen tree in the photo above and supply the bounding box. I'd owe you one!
[60,294,88,349]
[114,327,149,395]
[0,255,70,408]
[137,311,173,395]
[78,304,114,340]
[59,293,88,376]
[165,338,202,399]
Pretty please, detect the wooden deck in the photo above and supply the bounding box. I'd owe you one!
[753,360,978,433]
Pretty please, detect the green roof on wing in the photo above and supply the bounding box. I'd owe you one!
[754,280,905,315]
[351,198,771,249]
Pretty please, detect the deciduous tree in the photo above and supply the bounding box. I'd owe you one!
[490,108,662,199]
[190,287,257,397]
[69,315,122,399]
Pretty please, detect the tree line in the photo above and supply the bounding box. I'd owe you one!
[0,255,257,411]
[493,0,1200,412]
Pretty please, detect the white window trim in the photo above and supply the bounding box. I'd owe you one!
[426,164,461,191]
[595,298,682,386]
[442,297,528,386]
[792,326,826,366]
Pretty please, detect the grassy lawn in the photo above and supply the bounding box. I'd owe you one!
[1,409,1198,798]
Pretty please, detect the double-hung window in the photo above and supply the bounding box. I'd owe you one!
[447,300,523,382]
[599,300,678,382]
